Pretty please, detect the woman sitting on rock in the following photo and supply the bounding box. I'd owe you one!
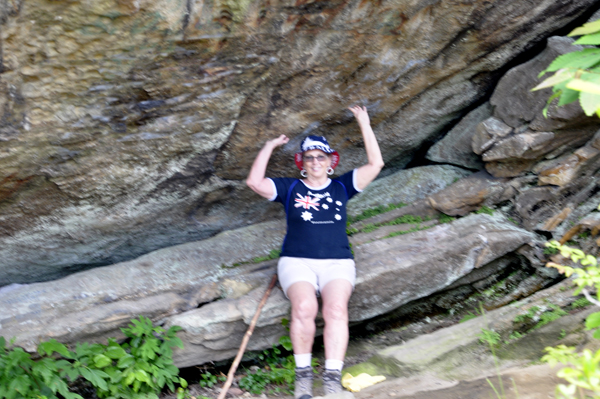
[246,105,384,398]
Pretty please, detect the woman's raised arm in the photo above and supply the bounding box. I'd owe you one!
[246,134,290,199]
[348,106,384,191]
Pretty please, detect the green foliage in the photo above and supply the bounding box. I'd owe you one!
[571,297,592,309]
[0,316,186,399]
[577,231,591,239]
[478,328,501,347]
[535,305,567,330]
[252,249,282,264]
[459,311,479,323]
[513,306,541,324]
[543,236,600,399]
[438,213,456,223]
[560,329,567,340]
[545,241,599,298]
[278,335,293,352]
[475,206,494,215]
[542,345,600,398]
[346,202,407,225]
[512,304,567,330]
[385,225,431,239]
[199,372,225,388]
[533,19,600,117]
[239,364,295,395]
[507,331,524,342]
[239,346,297,395]
[238,331,315,396]
[347,212,429,237]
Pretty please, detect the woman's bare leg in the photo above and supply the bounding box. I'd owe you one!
[287,282,319,354]
[320,279,353,361]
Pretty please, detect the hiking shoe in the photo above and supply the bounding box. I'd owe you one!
[322,369,343,395]
[294,366,313,399]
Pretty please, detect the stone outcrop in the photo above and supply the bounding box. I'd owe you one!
[473,36,600,178]
[3,0,600,373]
[427,171,517,217]
[0,0,597,285]
[426,103,491,170]
[0,212,543,368]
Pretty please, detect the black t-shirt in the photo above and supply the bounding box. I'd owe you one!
[269,169,361,259]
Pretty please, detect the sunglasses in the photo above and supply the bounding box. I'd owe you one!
[302,155,328,162]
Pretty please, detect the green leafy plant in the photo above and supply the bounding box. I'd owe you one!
[543,238,600,399]
[542,345,600,398]
[533,19,600,117]
[199,372,225,388]
[544,245,559,255]
[238,329,314,396]
[0,316,187,399]
[0,337,79,399]
[238,349,296,395]
[478,328,501,348]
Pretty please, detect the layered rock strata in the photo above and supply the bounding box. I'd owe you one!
[0,0,597,284]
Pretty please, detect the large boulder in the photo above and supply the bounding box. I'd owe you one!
[347,165,471,216]
[426,103,491,170]
[0,0,597,285]
[427,171,517,216]
[475,36,600,177]
[0,212,542,367]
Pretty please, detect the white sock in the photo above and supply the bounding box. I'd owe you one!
[325,359,344,371]
[294,353,312,369]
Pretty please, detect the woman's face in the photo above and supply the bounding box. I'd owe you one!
[302,149,331,179]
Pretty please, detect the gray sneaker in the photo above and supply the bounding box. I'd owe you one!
[294,366,313,399]
[322,369,343,395]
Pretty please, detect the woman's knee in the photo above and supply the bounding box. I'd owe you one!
[292,296,318,320]
[322,301,348,323]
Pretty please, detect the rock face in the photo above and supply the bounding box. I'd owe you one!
[426,103,491,170]
[474,36,600,178]
[3,0,600,372]
[0,212,542,368]
[0,0,598,285]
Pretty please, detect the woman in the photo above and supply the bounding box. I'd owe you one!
[246,105,384,398]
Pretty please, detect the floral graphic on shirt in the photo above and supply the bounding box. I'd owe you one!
[295,193,320,211]
[301,211,313,221]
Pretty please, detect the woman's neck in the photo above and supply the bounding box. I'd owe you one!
[303,175,329,188]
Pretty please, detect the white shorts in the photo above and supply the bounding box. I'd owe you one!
[277,256,356,297]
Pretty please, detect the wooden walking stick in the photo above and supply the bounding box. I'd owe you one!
[217,274,278,399]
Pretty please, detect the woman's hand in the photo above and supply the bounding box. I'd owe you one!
[348,105,370,127]
[348,105,384,191]
[267,134,290,148]
[246,134,289,199]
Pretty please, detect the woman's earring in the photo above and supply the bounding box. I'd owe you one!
[327,167,334,175]
[300,169,308,177]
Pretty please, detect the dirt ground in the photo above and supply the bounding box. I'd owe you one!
[170,362,563,399]
[354,364,562,399]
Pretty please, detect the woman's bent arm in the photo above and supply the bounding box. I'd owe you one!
[348,106,384,191]
[246,134,289,199]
